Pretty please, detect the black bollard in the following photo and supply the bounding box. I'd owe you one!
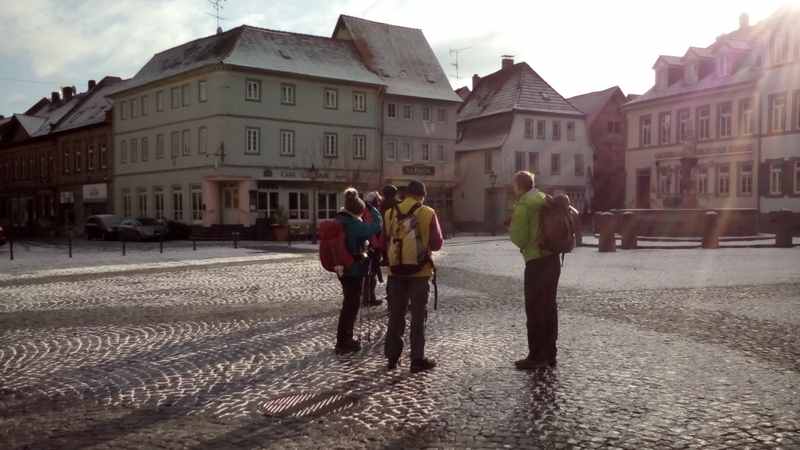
[122,237,126,256]
[233,232,239,249]
[772,209,794,248]
[68,232,73,258]
[9,239,13,261]
[702,211,719,249]
[597,212,616,253]
[193,239,197,251]
[620,211,638,250]
[159,236,164,254]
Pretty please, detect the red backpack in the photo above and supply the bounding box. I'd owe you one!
[319,218,354,272]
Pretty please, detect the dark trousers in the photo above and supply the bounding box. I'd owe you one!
[524,255,561,362]
[385,276,430,362]
[337,276,363,345]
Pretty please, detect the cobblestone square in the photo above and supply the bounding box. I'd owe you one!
[1,239,798,449]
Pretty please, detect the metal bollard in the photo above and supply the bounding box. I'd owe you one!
[9,239,13,261]
[193,239,197,251]
[620,211,638,250]
[233,232,239,249]
[702,211,719,249]
[159,236,164,254]
[122,237,127,256]
[772,209,794,248]
[68,232,73,258]
[597,212,616,253]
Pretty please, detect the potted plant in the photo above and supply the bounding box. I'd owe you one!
[270,207,290,241]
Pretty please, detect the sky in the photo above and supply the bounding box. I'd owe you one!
[0,0,794,117]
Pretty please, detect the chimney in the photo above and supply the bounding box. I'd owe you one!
[217,26,223,35]
[501,55,515,70]
[739,13,749,30]
[88,79,97,90]
[51,91,61,104]
[472,74,481,90]
[62,86,74,101]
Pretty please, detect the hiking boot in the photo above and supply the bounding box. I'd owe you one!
[514,358,552,371]
[387,356,400,370]
[362,299,382,307]
[410,358,436,373]
[335,339,361,354]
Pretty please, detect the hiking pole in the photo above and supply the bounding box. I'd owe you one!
[433,268,439,311]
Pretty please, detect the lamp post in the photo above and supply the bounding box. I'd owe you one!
[308,164,319,244]
[489,171,498,236]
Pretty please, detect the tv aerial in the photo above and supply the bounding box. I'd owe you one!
[449,47,472,80]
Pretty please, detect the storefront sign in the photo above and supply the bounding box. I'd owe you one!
[60,191,74,204]
[402,165,436,176]
[82,183,108,203]
[656,144,753,160]
[262,167,349,181]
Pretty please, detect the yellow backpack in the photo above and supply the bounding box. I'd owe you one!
[387,203,429,275]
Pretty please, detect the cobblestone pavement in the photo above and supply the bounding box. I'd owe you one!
[1,241,799,449]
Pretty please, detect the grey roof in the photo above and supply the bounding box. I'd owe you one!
[31,94,86,136]
[117,25,383,94]
[567,86,625,127]
[652,55,683,68]
[454,114,513,152]
[13,114,46,136]
[458,62,583,122]
[455,86,471,100]
[54,77,123,132]
[333,15,462,103]
[685,46,713,59]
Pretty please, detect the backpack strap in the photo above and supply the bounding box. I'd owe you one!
[395,202,422,221]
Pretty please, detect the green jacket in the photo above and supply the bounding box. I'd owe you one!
[509,189,551,262]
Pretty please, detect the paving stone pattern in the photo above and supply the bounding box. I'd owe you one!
[0,242,799,449]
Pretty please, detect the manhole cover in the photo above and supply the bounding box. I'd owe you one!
[260,391,359,418]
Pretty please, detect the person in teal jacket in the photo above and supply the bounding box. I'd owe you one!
[334,188,382,354]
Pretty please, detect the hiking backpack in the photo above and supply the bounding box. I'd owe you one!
[387,204,430,276]
[319,218,354,273]
[537,193,580,254]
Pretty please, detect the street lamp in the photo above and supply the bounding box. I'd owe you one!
[489,171,498,236]
[308,164,319,244]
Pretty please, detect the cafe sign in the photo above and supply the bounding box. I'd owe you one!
[82,183,108,203]
[402,165,435,176]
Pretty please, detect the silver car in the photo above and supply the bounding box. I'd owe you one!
[118,217,168,241]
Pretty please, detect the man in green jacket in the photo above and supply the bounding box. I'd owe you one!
[509,171,562,370]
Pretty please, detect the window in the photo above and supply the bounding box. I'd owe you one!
[198,80,208,103]
[386,141,397,161]
[739,162,753,196]
[257,191,279,217]
[514,151,525,172]
[400,142,412,161]
[120,101,127,120]
[387,103,398,118]
[575,154,585,176]
[739,99,754,136]
[678,109,691,141]
[353,91,367,112]
[484,150,493,173]
[437,108,447,122]
[659,112,671,144]
[567,121,576,141]
[698,167,709,195]
[551,153,561,175]
[403,105,413,120]
[170,131,180,158]
[246,127,260,154]
[607,121,622,133]
[123,191,132,217]
[87,146,95,171]
[120,140,127,164]
[191,186,203,222]
[317,193,338,219]
[525,119,534,138]
[420,143,430,161]
[324,88,338,109]
[353,134,367,160]
[769,94,787,132]
[100,144,108,168]
[422,106,432,121]
[324,133,338,158]
[718,165,730,196]
[718,102,732,138]
[660,169,674,195]
[552,121,562,140]
[138,190,148,216]
[770,163,783,195]
[529,152,539,173]
[172,188,184,221]
[198,127,208,155]
[697,106,711,140]
[536,120,546,139]
[182,129,190,156]
[246,79,261,101]
[156,90,164,112]
[281,83,295,105]
[794,161,800,194]
[794,91,800,130]
[141,137,149,162]
[288,192,309,220]
[141,95,148,116]
[436,144,445,162]
[640,115,652,146]
[181,84,190,107]
[280,130,295,156]
[130,99,137,118]
[130,138,138,163]
[154,188,165,219]
[156,134,165,159]
[719,54,730,76]
[171,87,180,109]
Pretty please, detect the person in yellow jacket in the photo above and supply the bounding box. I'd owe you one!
[509,171,561,370]
[383,180,443,373]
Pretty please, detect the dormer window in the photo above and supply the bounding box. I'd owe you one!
[719,54,730,77]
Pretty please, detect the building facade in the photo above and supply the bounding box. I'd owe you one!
[623,10,800,217]
[568,86,628,211]
[454,58,594,232]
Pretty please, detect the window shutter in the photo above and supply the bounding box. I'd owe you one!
[783,160,793,195]
[758,162,770,196]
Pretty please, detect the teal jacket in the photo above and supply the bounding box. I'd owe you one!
[339,205,382,277]
[509,189,551,262]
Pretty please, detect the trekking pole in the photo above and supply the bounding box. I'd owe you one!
[433,267,439,311]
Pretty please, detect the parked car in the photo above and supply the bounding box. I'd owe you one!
[118,217,168,241]
[85,214,123,240]
[164,220,192,240]
[0,225,6,246]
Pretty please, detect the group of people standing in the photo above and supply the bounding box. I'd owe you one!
[331,171,562,373]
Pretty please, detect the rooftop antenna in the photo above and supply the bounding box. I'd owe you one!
[208,0,228,33]
[449,47,472,80]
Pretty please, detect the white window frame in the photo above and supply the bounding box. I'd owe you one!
[130,138,138,164]
[770,163,783,195]
[324,88,338,109]
[422,106,432,121]
[551,153,561,175]
[353,134,367,160]
[172,188,184,221]
[141,95,148,116]
[437,144,445,162]
[437,108,447,122]
[386,141,397,161]
[536,120,546,139]
[156,90,164,112]
[182,129,190,156]
[387,103,397,118]
[317,192,338,220]
[718,165,730,196]
[123,192,132,217]
[529,152,539,173]
[137,190,148,216]
[402,105,413,120]
[156,134,165,159]
[141,137,149,162]
[100,144,108,168]
[191,186,203,222]
[514,151,525,172]
[246,127,261,155]
[400,142,412,161]
[640,116,652,146]
[181,84,190,107]
[198,80,208,103]
[119,101,127,120]
[120,140,127,164]
[171,87,180,109]
[525,119,534,138]
[575,154,585,176]
[353,91,366,112]
[740,99,754,136]
[281,83,295,105]
[324,133,338,158]
[794,161,800,194]
[421,143,430,161]
[198,127,208,155]
[280,129,295,157]
[698,167,709,195]
[87,145,95,171]
[567,121,576,141]
[718,102,732,138]
[171,131,179,159]
[739,162,753,196]
[678,109,690,141]
[770,94,787,132]
[154,188,165,219]
[288,191,310,220]
[552,121,562,141]
[246,79,262,102]
[697,106,711,140]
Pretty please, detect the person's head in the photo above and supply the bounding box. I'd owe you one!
[364,191,382,207]
[343,187,365,216]
[513,171,535,196]
[406,180,427,201]
[382,185,398,201]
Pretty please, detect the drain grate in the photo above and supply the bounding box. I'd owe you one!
[260,391,359,419]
